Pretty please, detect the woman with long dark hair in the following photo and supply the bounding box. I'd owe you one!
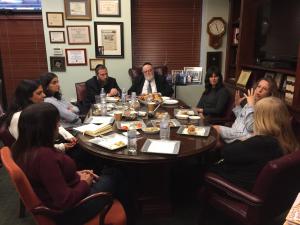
[40,72,81,128]
[12,102,116,224]
[196,66,230,116]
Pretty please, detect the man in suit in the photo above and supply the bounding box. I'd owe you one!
[128,62,174,97]
[84,64,121,109]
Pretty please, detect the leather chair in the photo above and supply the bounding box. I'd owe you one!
[75,82,87,104]
[198,149,300,225]
[128,65,168,84]
[0,147,127,225]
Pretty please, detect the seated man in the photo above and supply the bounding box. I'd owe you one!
[84,64,121,109]
[213,77,278,144]
[128,62,174,97]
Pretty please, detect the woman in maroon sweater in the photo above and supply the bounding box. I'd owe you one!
[12,102,115,225]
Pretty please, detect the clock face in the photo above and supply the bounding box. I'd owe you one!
[208,19,225,36]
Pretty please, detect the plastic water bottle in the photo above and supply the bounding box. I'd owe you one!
[100,88,106,104]
[160,114,170,140]
[121,88,127,104]
[127,124,137,155]
[130,92,140,111]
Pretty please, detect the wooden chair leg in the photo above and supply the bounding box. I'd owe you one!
[19,199,26,218]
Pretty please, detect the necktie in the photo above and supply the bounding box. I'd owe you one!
[147,80,152,94]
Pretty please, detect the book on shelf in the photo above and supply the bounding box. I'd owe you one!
[236,70,252,87]
[283,75,296,105]
[274,73,284,90]
[285,193,300,225]
[233,27,239,45]
[264,72,275,79]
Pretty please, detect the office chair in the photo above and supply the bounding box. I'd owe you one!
[198,149,300,225]
[1,147,127,225]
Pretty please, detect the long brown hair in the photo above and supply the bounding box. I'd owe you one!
[254,97,299,154]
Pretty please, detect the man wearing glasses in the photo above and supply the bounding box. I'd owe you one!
[128,62,173,97]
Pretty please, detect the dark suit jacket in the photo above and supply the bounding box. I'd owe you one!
[84,76,121,110]
[128,73,174,97]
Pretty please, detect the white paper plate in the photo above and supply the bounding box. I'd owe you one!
[163,99,179,105]
[161,96,171,101]
[89,133,127,150]
[175,114,189,120]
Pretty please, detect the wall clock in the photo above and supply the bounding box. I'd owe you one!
[207,17,226,49]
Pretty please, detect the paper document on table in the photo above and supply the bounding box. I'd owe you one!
[73,123,112,137]
[286,193,300,225]
[146,140,180,154]
[85,116,114,124]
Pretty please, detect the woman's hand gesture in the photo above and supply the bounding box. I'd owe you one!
[234,90,245,107]
[243,88,255,106]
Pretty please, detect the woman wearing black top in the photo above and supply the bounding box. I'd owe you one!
[196,66,230,117]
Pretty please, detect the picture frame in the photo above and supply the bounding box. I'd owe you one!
[171,70,183,84]
[65,48,87,66]
[49,31,65,43]
[67,25,91,44]
[184,67,203,83]
[64,0,91,20]
[89,58,105,70]
[94,22,124,58]
[50,56,66,72]
[46,12,64,28]
[96,0,121,17]
[236,70,252,87]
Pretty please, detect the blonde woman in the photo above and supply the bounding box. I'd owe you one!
[210,97,299,191]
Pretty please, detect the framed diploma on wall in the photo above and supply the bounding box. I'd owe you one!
[96,0,121,17]
[64,0,91,20]
[65,48,87,65]
[94,22,124,58]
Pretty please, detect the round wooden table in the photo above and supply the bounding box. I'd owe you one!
[77,101,217,214]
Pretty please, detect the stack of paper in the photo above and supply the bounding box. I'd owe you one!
[285,193,300,225]
[85,116,114,124]
[74,123,113,137]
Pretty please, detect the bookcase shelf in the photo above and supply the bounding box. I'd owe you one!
[241,64,296,76]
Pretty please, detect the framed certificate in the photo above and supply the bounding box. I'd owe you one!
[64,0,92,20]
[49,31,65,43]
[184,67,203,83]
[94,22,124,58]
[65,49,87,65]
[46,12,64,27]
[67,25,91,44]
[89,58,105,70]
[96,0,121,17]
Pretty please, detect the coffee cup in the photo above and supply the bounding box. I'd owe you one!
[147,102,156,112]
[114,111,123,121]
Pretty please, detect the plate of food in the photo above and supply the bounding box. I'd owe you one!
[142,126,160,134]
[151,119,181,127]
[163,99,179,105]
[177,125,211,137]
[116,120,146,131]
[88,133,127,150]
[106,96,120,103]
[138,93,163,104]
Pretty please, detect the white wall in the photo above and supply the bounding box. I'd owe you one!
[200,0,229,75]
[41,0,132,101]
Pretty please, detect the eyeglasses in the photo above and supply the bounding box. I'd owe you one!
[143,69,153,74]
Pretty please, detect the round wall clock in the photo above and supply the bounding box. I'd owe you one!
[207,17,226,49]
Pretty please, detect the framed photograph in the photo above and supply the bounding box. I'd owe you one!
[65,48,87,66]
[64,0,91,20]
[171,70,183,84]
[184,67,203,83]
[96,0,121,17]
[94,22,124,58]
[89,58,105,70]
[46,12,64,28]
[50,56,66,72]
[49,31,65,43]
[67,25,91,44]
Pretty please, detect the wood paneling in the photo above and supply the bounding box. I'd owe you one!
[0,15,47,106]
[131,0,202,71]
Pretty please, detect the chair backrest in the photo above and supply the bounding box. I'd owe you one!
[251,149,300,220]
[128,65,168,84]
[0,147,55,225]
[75,82,87,103]
[0,125,15,147]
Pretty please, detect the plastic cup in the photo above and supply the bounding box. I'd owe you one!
[147,102,156,112]
[114,111,123,121]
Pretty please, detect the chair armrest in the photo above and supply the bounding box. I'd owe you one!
[205,172,263,206]
[32,205,63,216]
[75,192,112,207]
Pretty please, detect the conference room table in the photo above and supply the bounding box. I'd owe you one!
[77,99,217,214]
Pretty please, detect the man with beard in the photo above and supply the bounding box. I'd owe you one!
[128,62,174,97]
[84,64,121,110]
